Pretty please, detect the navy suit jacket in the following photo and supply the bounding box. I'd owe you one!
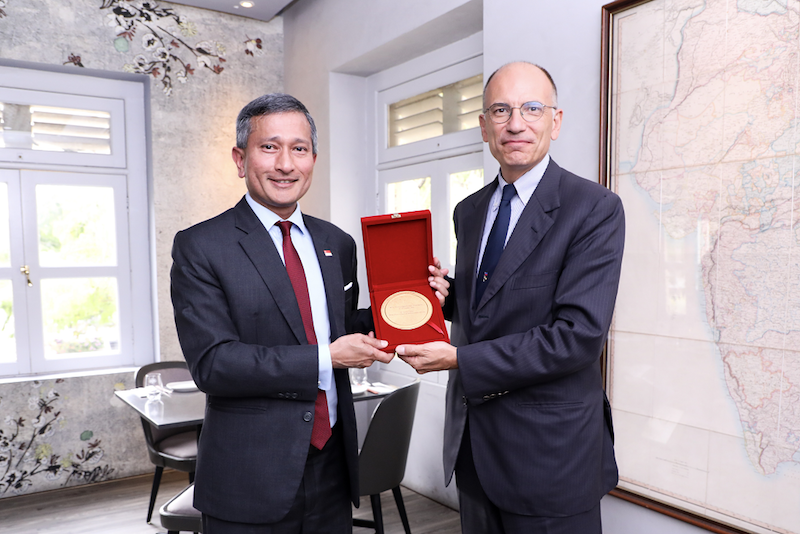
[443,159,624,517]
[170,197,371,524]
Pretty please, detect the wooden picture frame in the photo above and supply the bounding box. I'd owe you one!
[600,1,800,533]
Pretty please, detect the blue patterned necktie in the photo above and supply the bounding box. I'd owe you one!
[475,183,517,305]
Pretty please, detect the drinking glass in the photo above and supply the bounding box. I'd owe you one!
[145,372,163,402]
[145,398,164,419]
[349,368,369,394]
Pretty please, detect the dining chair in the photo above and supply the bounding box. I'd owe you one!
[159,483,202,534]
[353,380,420,534]
[135,361,198,524]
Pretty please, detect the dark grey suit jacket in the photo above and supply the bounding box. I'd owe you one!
[170,197,372,524]
[443,159,624,517]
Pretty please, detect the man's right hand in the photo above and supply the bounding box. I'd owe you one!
[428,256,450,307]
[330,333,393,368]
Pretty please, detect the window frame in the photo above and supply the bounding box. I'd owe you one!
[0,61,154,378]
[377,55,484,165]
[0,87,127,168]
[364,33,488,386]
[378,152,484,274]
[22,170,133,374]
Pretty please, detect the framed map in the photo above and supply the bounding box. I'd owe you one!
[601,1,800,533]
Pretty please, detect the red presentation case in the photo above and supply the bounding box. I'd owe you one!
[361,210,450,352]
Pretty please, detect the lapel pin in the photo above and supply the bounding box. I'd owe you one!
[324,250,333,257]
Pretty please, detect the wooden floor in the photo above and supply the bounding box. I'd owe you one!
[0,469,461,534]
[353,487,461,534]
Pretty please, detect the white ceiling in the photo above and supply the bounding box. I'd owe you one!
[168,0,295,22]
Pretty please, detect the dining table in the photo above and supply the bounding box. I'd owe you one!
[115,386,205,429]
[115,381,399,429]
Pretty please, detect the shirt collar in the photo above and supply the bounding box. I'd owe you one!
[245,193,308,235]
[497,153,550,205]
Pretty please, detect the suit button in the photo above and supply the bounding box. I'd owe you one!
[303,411,312,422]
[291,393,298,399]
[278,393,285,398]
[462,396,468,406]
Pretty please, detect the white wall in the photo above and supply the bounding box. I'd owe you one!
[483,0,604,182]
[284,0,711,531]
[602,495,711,534]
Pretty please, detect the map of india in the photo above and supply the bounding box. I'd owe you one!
[610,1,800,532]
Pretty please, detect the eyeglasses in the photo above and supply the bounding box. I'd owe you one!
[483,102,557,124]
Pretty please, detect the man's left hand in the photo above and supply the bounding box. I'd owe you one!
[395,342,457,374]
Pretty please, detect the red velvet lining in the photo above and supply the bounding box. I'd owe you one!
[361,210,449,351]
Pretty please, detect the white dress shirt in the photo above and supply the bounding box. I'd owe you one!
[476,154,550,275]
[245,193,338,427]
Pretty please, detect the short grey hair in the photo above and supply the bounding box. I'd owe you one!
[483,62,558,108]
[235,93,318,155]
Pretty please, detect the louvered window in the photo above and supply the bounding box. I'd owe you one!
[388,74,483,147]
[0,102,111,154]
[0,64,153,378]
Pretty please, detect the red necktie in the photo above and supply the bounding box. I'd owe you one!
[277,221,331,450]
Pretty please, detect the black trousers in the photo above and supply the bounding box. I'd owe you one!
[202,423,352,534]
[455,420,602,534]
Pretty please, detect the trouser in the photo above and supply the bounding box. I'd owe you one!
[202,423,352,534]
[455,420,602,534]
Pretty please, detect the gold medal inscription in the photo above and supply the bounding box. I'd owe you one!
[381,291,433,330]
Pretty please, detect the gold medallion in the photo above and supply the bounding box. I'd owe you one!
[380,291,433,330]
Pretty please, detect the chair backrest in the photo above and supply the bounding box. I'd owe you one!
[358,380,420,496]
[135,361,194,447]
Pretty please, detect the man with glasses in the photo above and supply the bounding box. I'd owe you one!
[398,62,625,533]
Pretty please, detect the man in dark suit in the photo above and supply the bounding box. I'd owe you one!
[170,93,394,533]
[398,62,625,533]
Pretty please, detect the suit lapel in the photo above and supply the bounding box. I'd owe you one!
[304,215,346,340]
[456,180,495,324]
[234,199,309,345]
[474,160,562,312]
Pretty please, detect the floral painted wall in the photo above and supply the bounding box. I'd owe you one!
[0,0,282,496]
[0,373,143,496]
